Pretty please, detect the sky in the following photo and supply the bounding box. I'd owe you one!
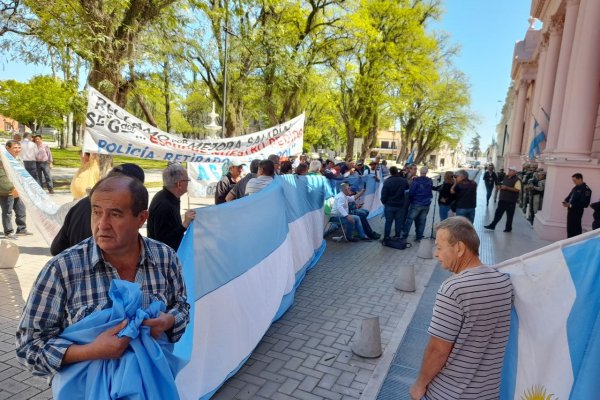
[0,0,532,151]
[433,0,532,150]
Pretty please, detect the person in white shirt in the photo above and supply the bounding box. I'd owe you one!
[332,183,371,242]
[15,133,39,184]
[245,160,275,196]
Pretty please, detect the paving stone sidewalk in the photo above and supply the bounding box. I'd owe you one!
[0,170,553,400]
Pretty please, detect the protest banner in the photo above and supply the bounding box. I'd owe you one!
[84,87,304,163]
[174,175,331,399]
[498,229,600,399]
[0,147,68,245]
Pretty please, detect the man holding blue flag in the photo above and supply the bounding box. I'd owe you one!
[16,175,189,390]
[410,217,513,400]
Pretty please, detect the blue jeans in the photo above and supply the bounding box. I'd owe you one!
[0,195,27,234]
[341,215,366,239]
[36,161,53,190]
[456,208,475,223]
[383,205,405,238]
[438,204,450,221]
[403,204,429,240]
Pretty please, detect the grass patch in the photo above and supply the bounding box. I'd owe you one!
[52,147,169,170]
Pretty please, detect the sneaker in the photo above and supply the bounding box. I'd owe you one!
[16,230,33,236]
[5,233,17,240]
[483,225,495,230]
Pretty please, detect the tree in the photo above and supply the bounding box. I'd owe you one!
[469,132,481,158]
[0,76,77,133]
[332,0,442,159]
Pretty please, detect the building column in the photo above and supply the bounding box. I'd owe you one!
[544,0,580,153]
[506,80,529,168]
[534,0,600,241]
[555,0,600,157]
[538,17,563,149]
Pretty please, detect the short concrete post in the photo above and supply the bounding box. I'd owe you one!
[0,240,19,269]
[394,265,416,292]
[417,238,433,259]
[351,317,382,358]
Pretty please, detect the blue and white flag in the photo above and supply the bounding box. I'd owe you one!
[528,118,546,160]
[326,174,384,218]
[498,229,600,400]
[174,174,331,399]
[406,150,415,165]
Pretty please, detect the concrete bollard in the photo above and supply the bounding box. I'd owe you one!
[394,265,416,292]
[417,238,434,259]
[351,317,382,358]
[0,240,19,269]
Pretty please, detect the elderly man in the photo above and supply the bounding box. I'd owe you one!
[16,175,189,378]
[245,159,275,195]
[226,159,260,202]
[147,163,196,251]
[0,140,32,239]
[18,132,39,183]
[332,182,372,242]
[402,166,433,242]
[410,217,513,400]
[484,166,522,233]
[215,160,244,204]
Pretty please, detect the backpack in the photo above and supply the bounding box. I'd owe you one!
[382,236,412,250]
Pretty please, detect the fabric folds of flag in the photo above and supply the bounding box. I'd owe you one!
[498,229,600,400]
[528,118,546,160]
[52,280,186,400]
[174,174,331,399]
[406,150,415,165]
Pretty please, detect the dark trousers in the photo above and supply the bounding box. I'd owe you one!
[383,205,405,238]
[23,160,39,184]
[566,207,584,238]
[489,200,517,231]
[352,208,377,238]
[485,183,494,204]
[36,161,53,190]
[0,195,26,234]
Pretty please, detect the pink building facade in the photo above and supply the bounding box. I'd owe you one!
[502,0,600,240]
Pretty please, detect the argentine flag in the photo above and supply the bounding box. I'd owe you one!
[498,229,600,399]
[173,175,331,399]
[528,118,546,160]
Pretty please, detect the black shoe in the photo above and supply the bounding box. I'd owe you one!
[48,189,55,194]
[16,230,33,236]
[503,229,512,233]
[484,225,495,230]
[347,238,359,242]
[360,237,372,242]
[369,232,381,239]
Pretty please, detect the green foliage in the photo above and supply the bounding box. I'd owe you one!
[0,75,77,129]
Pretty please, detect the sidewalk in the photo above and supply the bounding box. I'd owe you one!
[376,177,552,400]
[0,172,551,399]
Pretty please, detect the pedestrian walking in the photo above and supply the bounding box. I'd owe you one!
[483,164,497,206]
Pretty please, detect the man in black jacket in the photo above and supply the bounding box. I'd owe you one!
[147,163,196,250]
[562,173,592,238]
[484,166,521,233]
[381,166,409,240]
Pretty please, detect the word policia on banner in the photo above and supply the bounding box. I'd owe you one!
[84,88,304,162]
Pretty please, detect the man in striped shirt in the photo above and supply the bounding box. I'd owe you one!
[410,217,513,400]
